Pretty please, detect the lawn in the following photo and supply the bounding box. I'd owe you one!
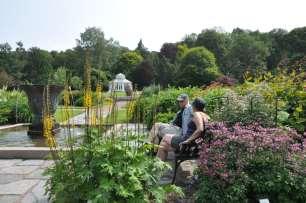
[104,91,127,98]
[55,106,85,122]
[104,107,128,124]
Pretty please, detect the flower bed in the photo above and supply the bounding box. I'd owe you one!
[196,122,306,202]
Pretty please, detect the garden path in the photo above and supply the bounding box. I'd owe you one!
[63,100,127,125]
[0,159,52,203]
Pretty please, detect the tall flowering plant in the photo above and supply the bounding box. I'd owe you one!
[196,122,306,202]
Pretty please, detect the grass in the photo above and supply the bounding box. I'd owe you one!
[104,107,128,124]
[104,91,127,98]
[55,106,85,122]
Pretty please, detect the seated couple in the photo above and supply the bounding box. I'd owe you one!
[149,93,210,161]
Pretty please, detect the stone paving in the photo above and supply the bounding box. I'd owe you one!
[0,159,53,203]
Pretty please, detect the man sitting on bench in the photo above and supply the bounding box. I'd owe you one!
[157,98,210,161]
[149,93,193,152]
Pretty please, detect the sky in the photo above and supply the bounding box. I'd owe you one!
[1,0,306,52]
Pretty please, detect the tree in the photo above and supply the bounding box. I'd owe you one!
[22,47,54,84]
[266,29,288,70]
[182,33,197,47]
[112,51,143,79]
[283,27,306,54]
[224,32,269,81]
[160,43,178,62]
[12,41,27,80]
[177,47,221,86]
[152,53,178,87]
[0,43,13,74]
[135,39,149,58]
[131,60,154,88]
[195,29,231,69]
[77,27,122,71]
[281,27,306,71]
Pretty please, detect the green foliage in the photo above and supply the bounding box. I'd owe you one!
[141,84,160,97]
[45,134,183,202]
[224,32,270,81]
[0,69,15,86]
[211,90,275,126]
[131,60,154,88]
[0,87,32,124]
[151,53,178,88]
[22,47,54,84]
[70,76,83,90]
[195,28,231,67]
[155,112,176,124]
[77,27,122,72]
[238,70,306,132]
[177,47,221,86]
[201,86,229,114]
[113,51,143,79]
[58,90,104,107]
[284,27,306,54]
[51,67,67,85]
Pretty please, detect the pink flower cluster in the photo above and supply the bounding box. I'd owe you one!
[198,122,306,183]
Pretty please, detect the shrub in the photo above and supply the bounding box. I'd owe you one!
[45,133,183,202]
[211,90,275,126]
[201,86,229,115]
[58,90,106,107]
[238,70,306,132]
[0,87,32,124]
[70,76,83,90]
[141,84,161,97]
[196,122,306,203]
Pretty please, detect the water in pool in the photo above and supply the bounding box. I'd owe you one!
[0,127,85,147]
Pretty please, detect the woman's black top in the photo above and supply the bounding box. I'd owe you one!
[183,120,197,140]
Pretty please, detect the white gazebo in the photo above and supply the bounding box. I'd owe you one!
[108,73,132,92]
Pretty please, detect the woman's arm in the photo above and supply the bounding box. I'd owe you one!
[184,112,204,143]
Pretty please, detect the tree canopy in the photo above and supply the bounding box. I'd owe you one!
[0,26,305,89]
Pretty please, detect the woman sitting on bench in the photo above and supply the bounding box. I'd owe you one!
[156,98,210,161]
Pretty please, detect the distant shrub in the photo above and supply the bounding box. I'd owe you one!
[142,84,160,97]
[211,90,275,126]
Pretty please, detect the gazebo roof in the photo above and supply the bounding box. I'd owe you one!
[110,73,132,83]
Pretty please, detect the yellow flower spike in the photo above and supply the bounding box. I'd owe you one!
[42,114,57,148]
[96,83,102,99]
[84,89,92,107]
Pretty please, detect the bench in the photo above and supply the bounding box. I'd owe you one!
[171,128,212,184]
